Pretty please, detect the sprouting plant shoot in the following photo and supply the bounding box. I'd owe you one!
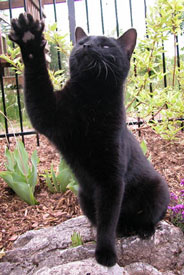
[0,140,39,205]
[44,157,78,195]
[70,232,83,247]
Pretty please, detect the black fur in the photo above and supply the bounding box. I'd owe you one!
[9,14,170,267]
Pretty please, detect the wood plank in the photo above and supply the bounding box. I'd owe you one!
[0,0,45,18]
[0,0,67,9]
[0,0,24,10]
[43,0,81,4]
[42,0,66,4]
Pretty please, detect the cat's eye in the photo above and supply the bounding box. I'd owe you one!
[102,45,109,49]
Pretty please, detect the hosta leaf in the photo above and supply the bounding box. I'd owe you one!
[0,172,14,189]
[12,181,38,205]
[0,141,39,205]
[14,142,29,176]
[56,168,71,192]
[67,181,79,195]
[5,148,15,171]
[29,150,39,190]
[0,172,37,205]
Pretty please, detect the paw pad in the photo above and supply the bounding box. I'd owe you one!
[22,31,35,43]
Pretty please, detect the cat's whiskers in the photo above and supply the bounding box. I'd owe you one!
[109,54,116,63]
[82,60,97,72]
[85,60,95,70]
[102,60,108,80]
[104,60,118,86]
[97,62,102,78]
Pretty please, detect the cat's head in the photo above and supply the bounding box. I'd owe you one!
[69,27,137,85]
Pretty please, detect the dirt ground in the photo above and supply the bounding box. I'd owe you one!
[0,128,183,251]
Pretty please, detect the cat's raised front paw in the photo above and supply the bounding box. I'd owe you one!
[8,13,46,50]
[95,246,117,267]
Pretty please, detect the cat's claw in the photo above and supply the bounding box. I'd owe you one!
[8,13,46,49]
[95,247,117,267]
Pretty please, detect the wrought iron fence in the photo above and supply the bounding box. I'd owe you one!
[0,0,183,145]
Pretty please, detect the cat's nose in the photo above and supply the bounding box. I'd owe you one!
[83,43,91,48]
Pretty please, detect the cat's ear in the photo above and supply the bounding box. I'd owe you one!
[75,27,88,43]
[117,29,137,59]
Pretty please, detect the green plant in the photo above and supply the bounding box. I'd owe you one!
[126,0,184,140]
[45,157,78,195]
[0,140,39,205]
[140,139,151,161]
[70,232,83,247]
[0,46,23,74]
[44,23,72,75]
[140,139,148,156]
[0,86,29,127]
[48,69,66,90]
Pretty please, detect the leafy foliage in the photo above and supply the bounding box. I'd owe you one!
[44,23,72,83]
[44,157,78,195]
[0,46,23,74]
[0,140,39,205]
[126,0,184,139]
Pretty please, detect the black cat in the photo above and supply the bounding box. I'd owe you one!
[9,13,170,267]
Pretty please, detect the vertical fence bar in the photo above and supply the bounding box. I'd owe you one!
[129,0,141,136]
[67,0,76,44]
[53,0,62,70]
[159,7,168,91]
[129,0,133,27]
[0,68,10,143]
[114,0,119,37]
[35,0,45,146]
[99,0,105,35]
[144,0,154,122]
[23,0,27,12]
[176,35,180,69]
[162,42,167,88]
[85,0,90,33]
[38,0,43,19]
[8,0,25,144]
[175,35,183,131]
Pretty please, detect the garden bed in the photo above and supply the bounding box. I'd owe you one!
[0,128,183,251]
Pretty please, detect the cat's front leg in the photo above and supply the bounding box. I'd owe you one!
[95,182,124,267]
[9,14,56,138]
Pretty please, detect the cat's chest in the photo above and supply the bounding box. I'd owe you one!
[74,100,115,134]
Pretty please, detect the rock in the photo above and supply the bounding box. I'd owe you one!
[0,216,183,275]
[34,258,126,275]
[124,262,162,275]
[118,221,184,271]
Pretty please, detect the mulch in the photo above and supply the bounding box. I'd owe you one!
[0,128,183,251]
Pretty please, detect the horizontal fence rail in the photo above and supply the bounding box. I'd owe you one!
[0,0,183,145]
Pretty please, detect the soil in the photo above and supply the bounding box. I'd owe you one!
[0,128,184,251]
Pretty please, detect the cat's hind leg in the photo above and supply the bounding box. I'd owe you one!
[117,176,169,239]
